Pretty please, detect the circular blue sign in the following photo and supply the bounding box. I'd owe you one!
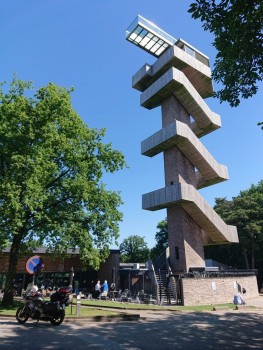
[26,256,44,275]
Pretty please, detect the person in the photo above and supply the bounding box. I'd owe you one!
[94,280,101,299]
[88,280,95,298]
[109,282,116,300]
[233,291,245,305]
[101,280,109,298]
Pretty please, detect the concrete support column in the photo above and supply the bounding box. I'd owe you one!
[162,95,197,187]
[167,206,205,273]
[162,95,204,272]
[163,146,198,188]
[161,95,190,127]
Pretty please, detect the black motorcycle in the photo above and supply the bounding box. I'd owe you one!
[16,285,71,326]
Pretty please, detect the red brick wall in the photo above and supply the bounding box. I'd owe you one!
[0,252,82,273]
[0,250,119,278]
[97,251,120,286]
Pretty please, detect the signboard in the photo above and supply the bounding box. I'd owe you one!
[26,255,44,275]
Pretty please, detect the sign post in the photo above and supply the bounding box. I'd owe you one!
[76,294,81,316]
[25,256,44,284]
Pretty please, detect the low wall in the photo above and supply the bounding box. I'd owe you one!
[181,275,258,306]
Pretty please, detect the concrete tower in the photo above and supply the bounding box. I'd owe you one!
[126,15,238,274]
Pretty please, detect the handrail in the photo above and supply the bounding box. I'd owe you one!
[150,261,160,304]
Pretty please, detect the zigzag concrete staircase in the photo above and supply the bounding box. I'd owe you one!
[132,43,238,260]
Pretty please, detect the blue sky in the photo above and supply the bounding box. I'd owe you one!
[1,1,262,248]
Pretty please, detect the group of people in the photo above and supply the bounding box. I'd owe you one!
[94,280,109,299]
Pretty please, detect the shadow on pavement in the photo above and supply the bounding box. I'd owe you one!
[0,311,262,349]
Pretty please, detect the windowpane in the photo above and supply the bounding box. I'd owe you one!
[145,40,156,50]
[134,26,143,35]
[155,46,166,56]
[150,43,161,53]
[140,36,151,47]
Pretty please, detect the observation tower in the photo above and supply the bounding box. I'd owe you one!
[126,15,238,274]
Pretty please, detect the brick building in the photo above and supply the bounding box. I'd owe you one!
[0,247,120,295]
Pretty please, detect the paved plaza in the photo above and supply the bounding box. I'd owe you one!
[0,297,262,349]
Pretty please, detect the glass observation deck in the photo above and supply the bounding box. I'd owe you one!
[126,15,177,57]
[126,15,210,66]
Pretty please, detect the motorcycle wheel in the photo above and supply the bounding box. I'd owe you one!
[16,306,29,324]
[50,309,65,326]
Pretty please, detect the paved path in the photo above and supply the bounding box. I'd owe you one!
[244,295,263,308]
[0,296,262,349]
[1,309,263,349]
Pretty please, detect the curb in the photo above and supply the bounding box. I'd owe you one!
[212,306,232,311]
[0,313,140,322]
[64,313,140,322]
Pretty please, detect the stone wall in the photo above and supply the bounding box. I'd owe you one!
[181,275,258,306]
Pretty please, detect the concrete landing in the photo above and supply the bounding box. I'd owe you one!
[141,120,228,189]
[142,182,238,244]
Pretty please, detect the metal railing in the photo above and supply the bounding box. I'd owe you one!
[181,269,258,279]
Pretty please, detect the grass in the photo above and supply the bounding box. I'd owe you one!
[65,304,123,317]
[71,299,237,312]
[0,300,24,316]
[0,299,130,318]
[0,297,237,317]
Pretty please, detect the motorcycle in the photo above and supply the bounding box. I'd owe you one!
[16,284,71,326]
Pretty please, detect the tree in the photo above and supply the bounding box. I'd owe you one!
[150,219,168,260]
[205,181,263,284]
[0,78,126,306]
[119,235,150,263]
[189,0,263,107]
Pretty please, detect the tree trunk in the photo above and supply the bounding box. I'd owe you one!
[1,234,22,307]
[242,248,250,269]
[251,236,255,269]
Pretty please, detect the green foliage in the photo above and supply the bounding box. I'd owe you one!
[150,219,168,260]
[0,77,126,305]
[189,0,263,107]
[0,299,23,315]
[119,235,150,263]
[205,181,263,280]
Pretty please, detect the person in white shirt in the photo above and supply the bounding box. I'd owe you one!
[95,280,101,299]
